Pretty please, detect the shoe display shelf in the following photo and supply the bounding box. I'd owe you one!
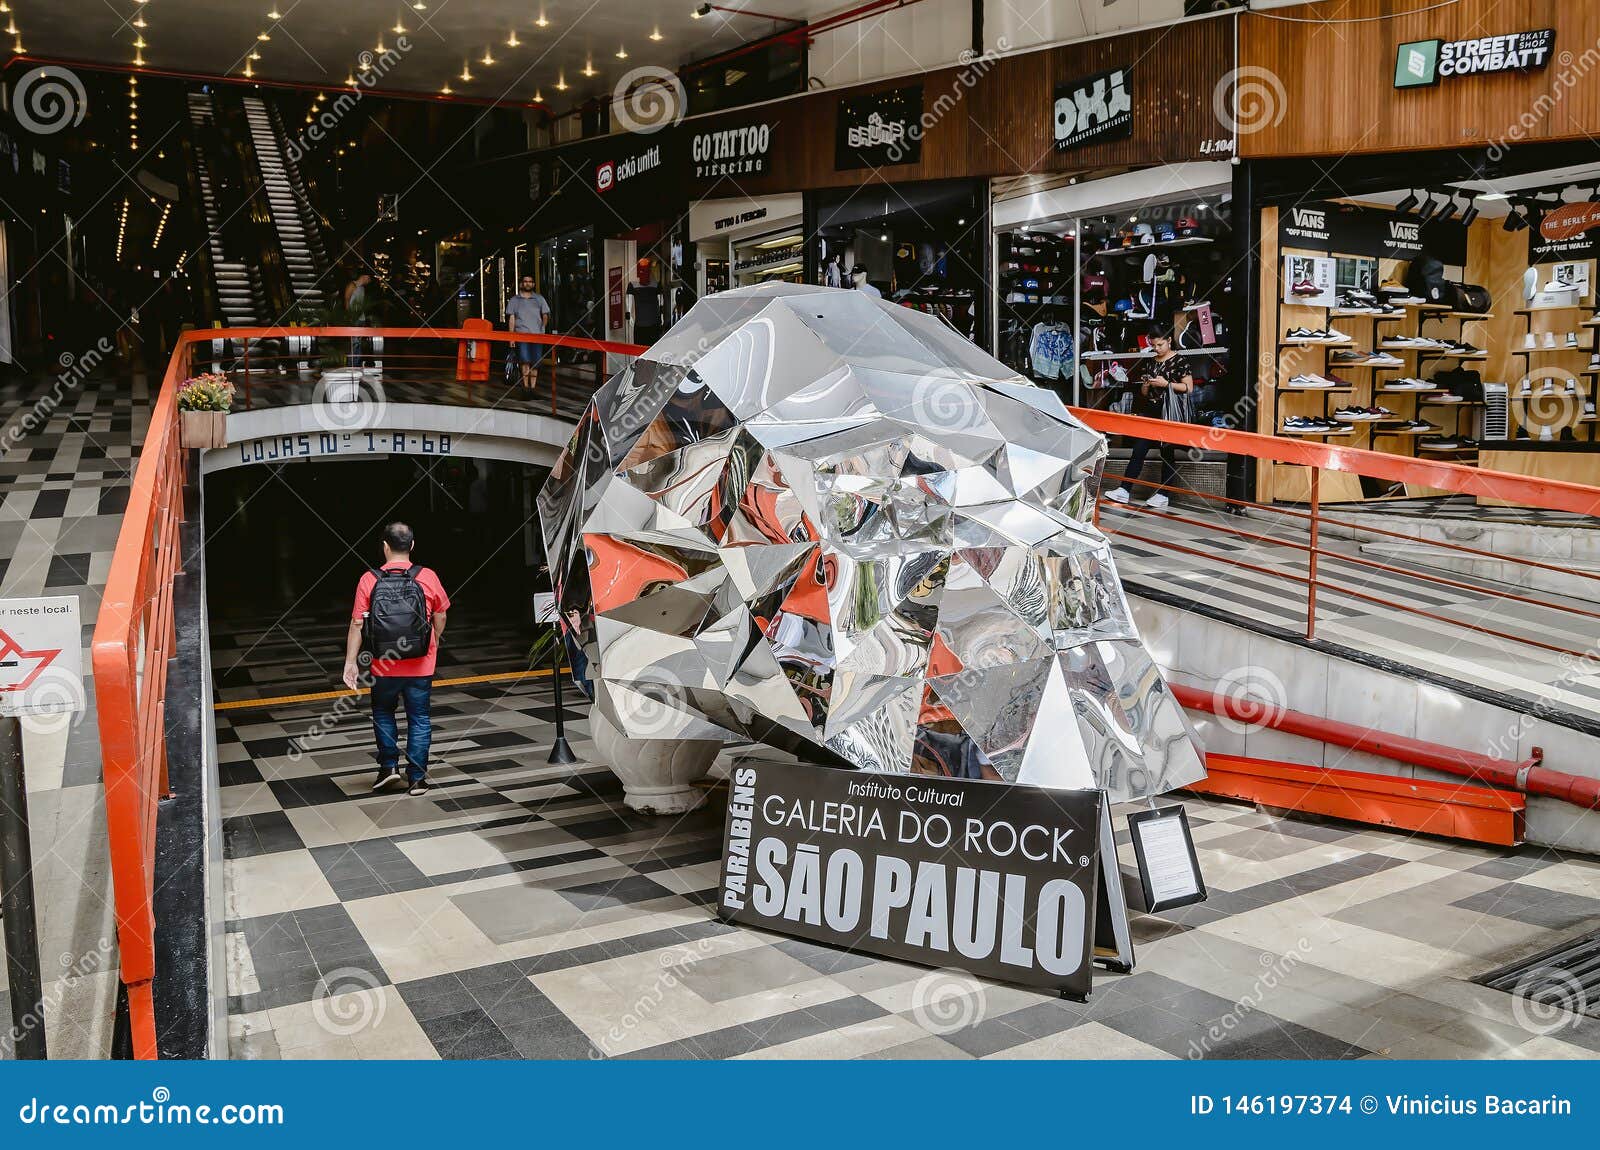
[1269,289,1498,502]
[1510,304,1600,445]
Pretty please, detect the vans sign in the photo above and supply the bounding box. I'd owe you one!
[1053,67,1133,151]
[1277,200,1466,263]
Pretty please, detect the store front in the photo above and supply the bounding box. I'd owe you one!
[518,129,688,357]
[811,179,986,343]
[687,192,805,297]
[1240,0,1600,506]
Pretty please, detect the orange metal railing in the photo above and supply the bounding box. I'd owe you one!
[1074,410,1600,653]
[92,326,644,1058]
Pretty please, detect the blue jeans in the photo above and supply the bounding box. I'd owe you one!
[371,675,432,780]
[514,341,545,367]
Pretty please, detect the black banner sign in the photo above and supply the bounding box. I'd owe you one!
[1053,66,1133,152]
[1278,201,1467,265]
[719,760,1102,996]
[834,85,922,170]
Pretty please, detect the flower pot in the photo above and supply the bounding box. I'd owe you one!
[180,410,228,449]
[319,368,362,404]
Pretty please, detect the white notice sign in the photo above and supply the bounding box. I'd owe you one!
[1128,805,1206,912]
[0,596,84,717]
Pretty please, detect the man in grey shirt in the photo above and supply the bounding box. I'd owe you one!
[505,275,552,391]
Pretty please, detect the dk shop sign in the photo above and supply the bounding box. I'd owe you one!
[719,760,1102,995]
[1054,66,1132,152]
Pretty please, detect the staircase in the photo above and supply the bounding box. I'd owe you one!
[242,96,328,311]
[187,92,267,327]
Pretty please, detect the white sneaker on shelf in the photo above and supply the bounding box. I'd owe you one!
[1104,487,1131,504]
[1544,331,1558,349]
[1144,492,1170,509]
[1524,333,1537,349]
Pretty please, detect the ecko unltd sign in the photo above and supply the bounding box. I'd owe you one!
[594,143,662,193]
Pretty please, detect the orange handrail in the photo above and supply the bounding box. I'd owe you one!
[91,326,645,1057]
[1071,408,1600,518]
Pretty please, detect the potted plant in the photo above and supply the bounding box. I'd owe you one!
[177,372,235,449]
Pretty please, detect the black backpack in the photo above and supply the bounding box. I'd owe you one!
[363,565,432,659]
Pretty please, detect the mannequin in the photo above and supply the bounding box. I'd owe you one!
[627,258,665,346]
[851,265,881,299]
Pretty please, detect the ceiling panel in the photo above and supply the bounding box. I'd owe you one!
[11,0,842,107]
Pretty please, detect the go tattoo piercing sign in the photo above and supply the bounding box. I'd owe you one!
[719,761,1103,997]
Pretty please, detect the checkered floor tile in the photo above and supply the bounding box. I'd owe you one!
[219,673,1600,1061]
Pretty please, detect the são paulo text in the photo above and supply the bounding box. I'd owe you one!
[749,840,1088,976]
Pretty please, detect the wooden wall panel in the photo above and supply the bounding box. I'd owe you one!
[1240,0,1600,158]
[686,16,1234,198]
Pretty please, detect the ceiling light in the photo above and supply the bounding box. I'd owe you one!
[412,1,426,9]
[616,46,628,59]
[5,20,16,34]
[375,37,387,53]
[132,15,146,28]
[691,5,705,17]
[555,74,567,91]
[1478,191,1510,201]
[249,50,261,60]
[649,28,663,41]
[506,30,520,47]
[257,31,271,41]
[267,7,282,18]
[132,52,145,66]
[460,63,473,81]
[533,89,543,101]
[393,18,407,34]
[440,83,452,94]
[1460,200,1480,227]
[581,60,596,77]
[242,63,254,77]
[132,36,146,48]
[536,12,549,26]
[1394,189,1420,214]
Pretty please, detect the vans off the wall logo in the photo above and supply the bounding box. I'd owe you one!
[1053,67,1132,151]
[1390,220,1420,244]
[1284,205,1330,243]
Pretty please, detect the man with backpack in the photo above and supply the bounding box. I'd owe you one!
[342,522,451,796]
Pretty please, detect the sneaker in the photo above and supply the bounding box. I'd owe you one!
[1544,331,1558,349]
[407,776,430,797]
[1589,353,1600,369]
[1525,333,1538,350]
[1144,492,1170,509]
[1333,407,1365,422]
[1286,374,1332,388]
[372,767,404,792]
[1104,487,1131,504]
[1366,351,1404,366]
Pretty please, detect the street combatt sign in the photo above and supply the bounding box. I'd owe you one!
[719,760,1103,996]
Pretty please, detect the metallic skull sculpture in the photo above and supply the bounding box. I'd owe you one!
[537,283,1205,801]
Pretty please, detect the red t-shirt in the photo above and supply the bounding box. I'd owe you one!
[353,562,451,677]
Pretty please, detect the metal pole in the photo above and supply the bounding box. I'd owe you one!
[548,631,577,766]
[1306,466,1321,641]
[0,715,47,1059]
